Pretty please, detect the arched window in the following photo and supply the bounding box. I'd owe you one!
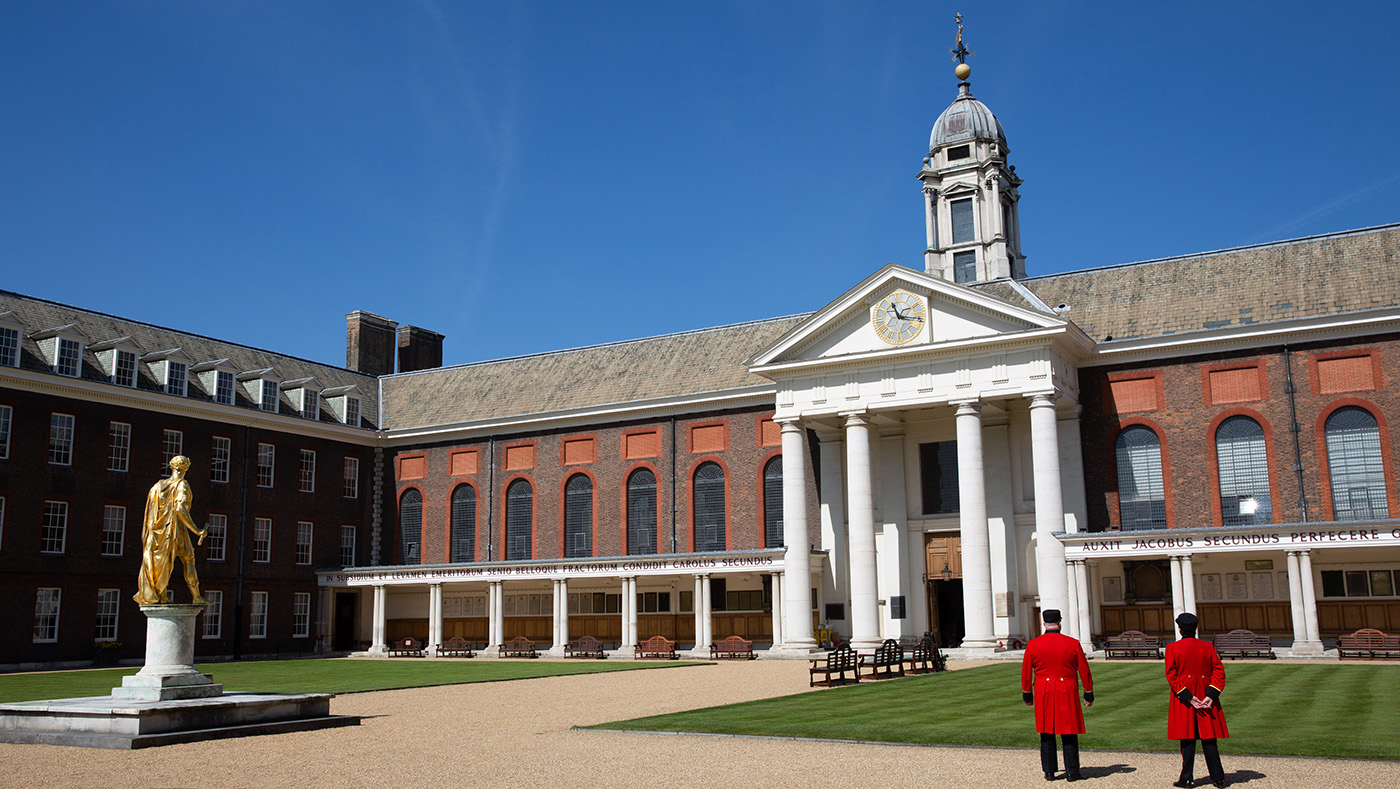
[763,457,784,548]
[450,484,476,563]
[1216,416,1272,526]
[505,478,533,560]
[1115,426,1166,530]
[1326,406,1389,521]
[399,488,422,564]
[564,474,593,558]
[627,468,658,555]
[693,462,726,552]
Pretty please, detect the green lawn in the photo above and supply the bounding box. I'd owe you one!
[0,658,704,703]
[590,662,1400,760]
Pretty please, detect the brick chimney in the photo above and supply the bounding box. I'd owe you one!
[397,325,445,373]
[345,311,398,377]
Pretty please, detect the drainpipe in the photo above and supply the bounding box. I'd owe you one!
[233,425,251,660]
[486,437,496,560]
[669,416,678,554]
[1282,345,1310,523]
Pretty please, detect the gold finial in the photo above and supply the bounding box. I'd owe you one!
[951,12,974,82]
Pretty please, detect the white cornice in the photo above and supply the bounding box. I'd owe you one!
[0,367,377,444]
[751,325,1090,378]
[1084,307,1400,366]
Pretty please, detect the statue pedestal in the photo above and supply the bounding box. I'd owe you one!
[111,604,222,702]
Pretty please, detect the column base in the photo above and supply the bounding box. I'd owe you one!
[766,643,824,659]
[542,645,568,658]
[1287,640,1326,657]
[850,637,884,652]
[482,645,501,658]
[367,645,387,657]
[613,646,636,659]
[959,636,1001,651]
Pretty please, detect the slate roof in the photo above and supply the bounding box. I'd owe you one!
[979,223,1400,342]
[380,315,807,431]
[0,290,380,427]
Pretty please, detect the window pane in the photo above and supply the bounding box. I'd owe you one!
[950,198,975,245]
[450,485,476,562]
[505,480,532,560]
[627,469,657,555]
[400,489,422,563]
[1320,570,1346,598]
[1215,416,1271,526]
[1344,570,1370,597]
[1325,407,1388,521]
[1116,426,1167,530]
[564,475,592,558]
[953,250,977,284]
[920,441,960,514]
[693,462,726,552]
[763,458,783,548]
[1369,570,1394,597]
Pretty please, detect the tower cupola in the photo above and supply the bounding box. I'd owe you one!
[919,15,1025,283]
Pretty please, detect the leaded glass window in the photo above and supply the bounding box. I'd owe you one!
[564,474,592,558]
[399,489,422,564]
[627,469,658,555]
[505,479,532,560]
[1216,416,1272,525]
[450,484,476,562]
[1116,426,1167,530]
[693,462,726,552]
[1325,406,1389,521]
[763,457,783,548]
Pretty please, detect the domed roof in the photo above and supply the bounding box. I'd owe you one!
[929,83,1006,151]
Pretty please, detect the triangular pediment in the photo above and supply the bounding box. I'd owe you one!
[748,264,1071,370]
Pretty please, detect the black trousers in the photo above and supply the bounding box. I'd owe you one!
[1179,737,1224,784]
[1040,733,1080,775]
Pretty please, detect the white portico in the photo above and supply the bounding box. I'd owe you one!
[749,264,1095,653]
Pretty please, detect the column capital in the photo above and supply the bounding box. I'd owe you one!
[840,411,870,427]
[1028,392,1057,409]
[952,400,982,417]
[775,416,804,432]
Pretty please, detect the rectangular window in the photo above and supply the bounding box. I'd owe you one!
[340,525,357,566]
[202,590,223,638]
[343,457,360,499]
[101,505,126,556]
[95,589,120,641]
[33,588,61,642]
[161,429,183,475]
[953,250,977,284]
[206,513,227,562]
[345,396,361,427]
[211,437,231,483]
[257,443,275,487]
[301,389,319,420]
[213,370,235,405]
[41,501,67,553]
[260,380,279,412]
[253,518,272,563]
[292,592,311,638]
[165,360,188,396]
[950,198,975,245]
[108,421,130,471]
[49,413,75,465]
[249,591,268,638]
[299,450,316,493]
[0,326,18,367]
[0,404,10,460]
[919,441,960,514]
[296,521,313,565]
[56,338,81,377]
[114,349,137,388]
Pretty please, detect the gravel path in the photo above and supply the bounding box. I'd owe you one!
[4,659,1395,788]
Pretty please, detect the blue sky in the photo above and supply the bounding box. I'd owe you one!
[4,1,1399,368]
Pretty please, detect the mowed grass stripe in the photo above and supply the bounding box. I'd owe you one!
[589,663,1400,760]
[0,659,704,703]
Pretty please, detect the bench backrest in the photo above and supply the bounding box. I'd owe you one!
[573,635,602,648]
[1341,628,1390,646]
[1213,629,1267,645]
[443,636,470,648]
[830,645,857,668]
[875,639,903,661]
[717,636,751,649]
[639,635,674,650]
[1109,630,1157,645]
[504,636,534,648]
[400,637,420,648]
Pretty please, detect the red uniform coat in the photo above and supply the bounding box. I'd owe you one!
[1164,637,1229,740]
[1021,630,1093,735]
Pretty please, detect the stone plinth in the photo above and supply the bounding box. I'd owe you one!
[111,604,222,702]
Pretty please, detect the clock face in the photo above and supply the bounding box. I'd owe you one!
[871,289,927,345]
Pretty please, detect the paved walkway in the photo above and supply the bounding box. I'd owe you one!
[3,659,1395,788]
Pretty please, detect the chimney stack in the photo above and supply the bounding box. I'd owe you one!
[397,325,445,373]
[345,311,398,377]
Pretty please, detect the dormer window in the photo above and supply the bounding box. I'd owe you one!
[282,378,322,421]
[142,349,193,397]
[238,369,281,413]
[301,389,319,420]
[0,312,25,368]
[166,360,187,395]
[321,385,363,427]
[115,350,138,387]
[193,359,238,406]
[56,339,81,377]
[30,325,86,378]
[345,396,361,426]
[91,337,142,388]
[262,380,280,412]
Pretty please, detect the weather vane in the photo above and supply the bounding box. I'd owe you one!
[951,12,974,64]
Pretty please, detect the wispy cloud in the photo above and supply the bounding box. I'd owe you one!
[1252,169,1400,242]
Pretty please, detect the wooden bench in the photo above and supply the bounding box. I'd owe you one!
[499,635,538,658]
[904,636,947,674]
[709,635,755,660]
[1211,629,1276,660]
[809,645,860,687]
[565,635,606,659]
[1337,628,1400,660]
[386,637,426,657]
[634,635,677,660]
[859,638,906,680]
[1104,630,1162,659]
[437,636,476,658]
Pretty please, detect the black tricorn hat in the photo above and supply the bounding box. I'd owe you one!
[1042,609,1062,623]
[1176,612,1199,628]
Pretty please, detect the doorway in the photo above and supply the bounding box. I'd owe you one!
[333,593,357,652]
[926,578,965,647]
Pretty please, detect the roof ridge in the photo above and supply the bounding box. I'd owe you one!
[1022,222,1400,282]
[0,288,377,380]
[384,312,813,380]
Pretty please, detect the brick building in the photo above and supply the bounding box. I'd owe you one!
[3,63,1399,667]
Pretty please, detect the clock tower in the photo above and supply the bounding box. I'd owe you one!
[919,18,1025,284]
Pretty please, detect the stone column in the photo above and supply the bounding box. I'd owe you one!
[558,578,570,646]
[955,401,996,650]
[844,412,881,650]
[427,583,443,656]
[486,581,502,653]
[370,584,387,655]
[1073,560,1093,653]
[1087,561,1103,635]
[113,604,223,701]
[318,588,333,654]
[769,571,784,648]
[1286,551,1308,647]
[779,419,817,652]
[1181,555,1197,614]
[1029,394,1069,622]
[626,576,639,648]
[1297,550,1324,655]
[1169,556,1185,624]
[693,574,705,649]
[817,431,849,637]
[1065,560,1080,641]
[701,573,713,648]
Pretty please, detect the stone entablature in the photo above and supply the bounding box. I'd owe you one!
[1061,522,1400,559]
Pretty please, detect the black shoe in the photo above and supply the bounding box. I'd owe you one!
[1172,781,1193,788]
[1067,773,1084,782]
[1212,782,1226,788]
[1045,772,1057,781]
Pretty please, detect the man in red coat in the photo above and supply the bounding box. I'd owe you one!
[1021,609,1093,781]
[1165,612,1229,788]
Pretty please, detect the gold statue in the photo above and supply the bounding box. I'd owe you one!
[134,455,208,605]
